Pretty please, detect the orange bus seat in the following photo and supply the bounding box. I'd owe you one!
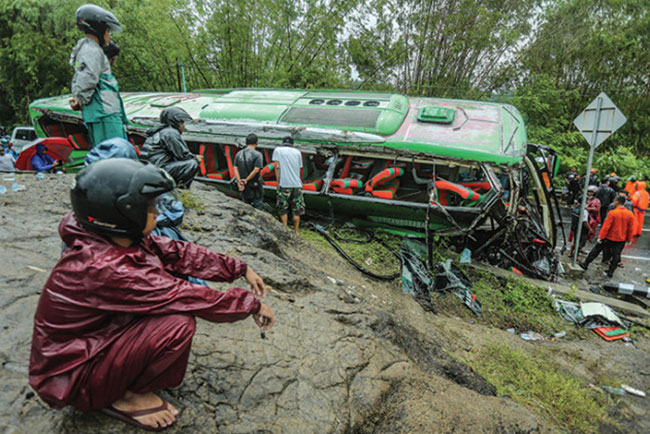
[370,180,401,199]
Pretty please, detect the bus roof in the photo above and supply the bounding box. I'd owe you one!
[30,88,527,164]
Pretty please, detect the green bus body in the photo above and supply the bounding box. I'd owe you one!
[29,88,557,243]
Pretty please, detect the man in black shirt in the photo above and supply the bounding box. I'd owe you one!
[234,134,264,209]
[595,178,616,224]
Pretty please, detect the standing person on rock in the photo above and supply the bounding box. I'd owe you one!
[140,107,203,188]
[272,136,305,234]
[69,4,127,147]
[631,181,648,237]
[234,133,264,209]
[29,159,274,432]
[579,195,635,278]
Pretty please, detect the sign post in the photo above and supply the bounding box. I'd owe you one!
[572,92,627,267]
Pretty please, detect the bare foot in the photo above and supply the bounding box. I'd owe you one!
[112,391,178,429]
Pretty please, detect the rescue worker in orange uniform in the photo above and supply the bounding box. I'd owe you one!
[624,176,637,197]
[580,195,635,278]
[631,181,648,237]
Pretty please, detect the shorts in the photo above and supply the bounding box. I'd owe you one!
[276,187,305,216]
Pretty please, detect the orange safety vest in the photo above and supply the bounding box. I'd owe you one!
[624,181,637,197]
[632,182,649,212]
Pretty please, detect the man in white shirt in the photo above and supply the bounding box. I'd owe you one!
[272,136,304,234]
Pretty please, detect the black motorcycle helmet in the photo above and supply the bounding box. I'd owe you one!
[160,107,193,130]
[76,4,122,44]
[71,159,175,239]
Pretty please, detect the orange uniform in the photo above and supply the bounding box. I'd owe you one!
[632,181,648,237]
[624,180,637,197]
[598,205,635,242]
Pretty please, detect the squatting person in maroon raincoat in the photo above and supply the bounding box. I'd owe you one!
[29,158,275,431]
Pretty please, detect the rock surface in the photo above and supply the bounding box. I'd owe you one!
[0,173,551,433]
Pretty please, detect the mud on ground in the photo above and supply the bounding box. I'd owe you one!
[0,172,647,433]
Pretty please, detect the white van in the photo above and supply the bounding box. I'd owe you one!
[10,126,37,153]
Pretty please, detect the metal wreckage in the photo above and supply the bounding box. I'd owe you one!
[29,89,565,280]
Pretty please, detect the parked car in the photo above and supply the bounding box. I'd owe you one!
[10,126,37,153]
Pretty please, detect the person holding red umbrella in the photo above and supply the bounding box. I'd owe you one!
[31,143,63,173]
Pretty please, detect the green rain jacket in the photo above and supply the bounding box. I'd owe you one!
[69,38,127,124]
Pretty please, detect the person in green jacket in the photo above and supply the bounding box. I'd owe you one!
[69,4,127,147]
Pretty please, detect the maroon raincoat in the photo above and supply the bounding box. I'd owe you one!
[29,213,260,411]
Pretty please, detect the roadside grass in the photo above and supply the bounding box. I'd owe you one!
[300,226,580,337]
[468,342,613,433]
[433,268,588,337]
[299,227,402,277]
[179,190,206,213]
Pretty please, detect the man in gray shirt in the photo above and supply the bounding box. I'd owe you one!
[272,136,304,233]
[234,134,264,209]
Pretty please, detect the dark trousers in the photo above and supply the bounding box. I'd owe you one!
[64,314,195,411]
[584,240,625,276]
[163,159,199,188]
[242,186,264,210]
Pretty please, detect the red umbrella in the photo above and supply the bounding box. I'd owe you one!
[15,137,75,171]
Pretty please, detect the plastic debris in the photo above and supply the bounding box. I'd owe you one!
[11,183,26,192]
[581,303,625,328]
[553,331,567,338]
[36,172,45,179]
[593,326,629,341]
[2,174,15,181]
[520,331,544,341]
[433,259,482,317]
[602,385,626,396]
[0,185,6,194]
[459,248,472,264]
[621,384,646,397]
[507,328,516,334]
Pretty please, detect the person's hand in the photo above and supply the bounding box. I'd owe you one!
[196,154,204,162]
[246,266,266,298]
[253,303,274,331]
[237,179,245,191]
[69,98,81,111]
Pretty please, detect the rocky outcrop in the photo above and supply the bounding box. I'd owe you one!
[0,175,550,433]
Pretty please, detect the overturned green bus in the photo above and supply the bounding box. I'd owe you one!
[29,88,564,280]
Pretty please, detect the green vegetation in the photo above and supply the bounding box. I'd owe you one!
[470,343,613,433]
[300,227,402,277]
[434,268,589,337]
[178,190,205,214]
[301,226,579,335]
